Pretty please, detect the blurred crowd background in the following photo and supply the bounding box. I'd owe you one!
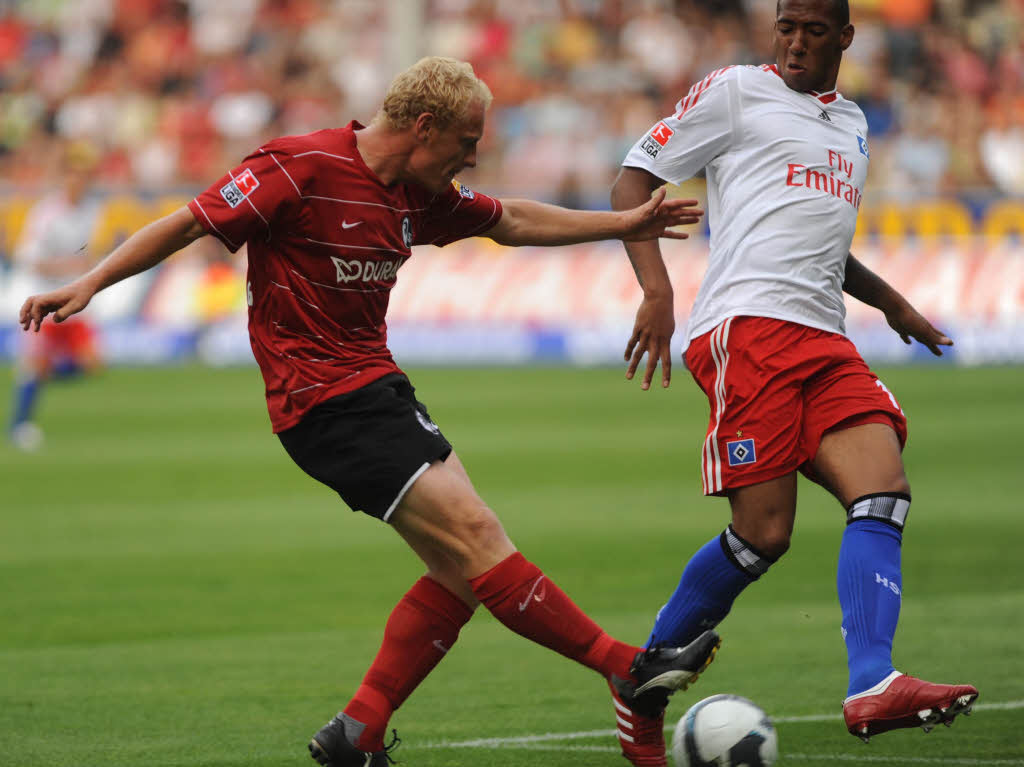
[0,0,1022,213]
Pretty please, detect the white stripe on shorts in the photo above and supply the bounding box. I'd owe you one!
[383,462,431,522]
[703,317,733,494]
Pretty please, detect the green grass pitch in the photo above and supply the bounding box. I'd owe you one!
[1,363,1022,766]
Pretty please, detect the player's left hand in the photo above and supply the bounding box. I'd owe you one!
[621,187,703,241]
[885,303,953,356]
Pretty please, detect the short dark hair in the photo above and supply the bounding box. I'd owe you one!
[776,0,850,26]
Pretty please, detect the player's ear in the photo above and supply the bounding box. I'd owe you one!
[413,112,436,143]
[840,23,854,50]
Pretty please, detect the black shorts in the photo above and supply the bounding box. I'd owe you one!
[278,374,452,521]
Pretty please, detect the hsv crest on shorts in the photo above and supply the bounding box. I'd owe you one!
[726,438,756,467]
[220,168,260,208]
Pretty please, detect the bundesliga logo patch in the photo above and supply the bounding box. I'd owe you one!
[726,437,757,467]
[451,179,475,199]
[220,168,260,208]
[641,121,674,158]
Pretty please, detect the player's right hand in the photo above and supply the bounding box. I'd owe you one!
[20,282,94,332]
[625,292,676,390]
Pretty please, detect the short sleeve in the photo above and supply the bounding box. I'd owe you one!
[623,67,738,185]
[187,146,301,252]
[415,179,503,247]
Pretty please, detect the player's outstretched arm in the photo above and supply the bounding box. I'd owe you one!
[20,207,206,332]
[612,167,678,390]
[843,252,953,356]
[486,187,702,247]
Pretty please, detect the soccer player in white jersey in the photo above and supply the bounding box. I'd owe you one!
[606,1,979,764]
[8,141,102,450]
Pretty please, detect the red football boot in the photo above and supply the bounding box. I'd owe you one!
[608,678,668,767]
[607,630,721,766]
[843,671,979,743]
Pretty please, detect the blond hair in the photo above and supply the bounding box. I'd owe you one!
[376,56,493,130]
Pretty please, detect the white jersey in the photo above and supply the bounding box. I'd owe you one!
[623,64,869,346]
[14,191,102,294]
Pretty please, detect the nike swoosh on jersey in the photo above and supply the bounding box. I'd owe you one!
[341,220,363,229]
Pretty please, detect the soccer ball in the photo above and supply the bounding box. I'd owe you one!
[671,694,778,767]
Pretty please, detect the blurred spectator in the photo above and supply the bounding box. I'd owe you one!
[0,0,1016,206]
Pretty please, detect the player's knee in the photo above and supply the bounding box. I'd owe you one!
[754,529,790,560]
[731,516,792,560]
[448,502,511,563]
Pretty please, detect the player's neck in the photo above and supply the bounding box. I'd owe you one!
[354,123,413,187]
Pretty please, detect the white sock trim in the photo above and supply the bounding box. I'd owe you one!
[844,670,903,704]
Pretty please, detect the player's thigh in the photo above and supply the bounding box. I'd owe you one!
[390,458,515,579]
[393,450,485,606]
[727,472,798,558]
[277,374,454,521]
[811,422,909,508]
[800,343,910,506]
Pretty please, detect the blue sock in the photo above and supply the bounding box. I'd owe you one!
[52,358,83,380]
[837,494,910,697]
[645,526,772,648]
[10,377,40,429]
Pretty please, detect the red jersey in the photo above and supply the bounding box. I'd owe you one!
[188,122,503,432]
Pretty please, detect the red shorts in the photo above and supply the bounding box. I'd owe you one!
[685,316,908,496]
[31,317,97,361]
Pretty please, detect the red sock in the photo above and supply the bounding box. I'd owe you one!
[343,576,474,750]
[468,552,638,679]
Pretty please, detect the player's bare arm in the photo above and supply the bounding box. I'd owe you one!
[20,207,206,332]
[486,188,702,247]
[843,253,952,356]
[612,166,678,390]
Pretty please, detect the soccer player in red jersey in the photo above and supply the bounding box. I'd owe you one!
[608,1,978,763]
[21,57,718,766]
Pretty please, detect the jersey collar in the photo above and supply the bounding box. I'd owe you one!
[766,64,841,105]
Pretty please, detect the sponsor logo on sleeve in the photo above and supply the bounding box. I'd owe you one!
[726,437,757,467]
[451,179,475,199]
[640,121,674,159]
[219,168,260,208]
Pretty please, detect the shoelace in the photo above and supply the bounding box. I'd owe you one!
[381,729,401,765]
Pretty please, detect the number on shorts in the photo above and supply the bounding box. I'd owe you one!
[875,378,903,414]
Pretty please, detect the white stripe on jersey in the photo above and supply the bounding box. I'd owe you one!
[293,150,354,162]
[192,198,239,250]
[304,236,407,255]
[288,268,392,295]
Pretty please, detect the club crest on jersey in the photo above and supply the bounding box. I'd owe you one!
[857,136,870,158]
[726,437,757,467]
[401,216,413,248]
[451,179,475,199]
[641,121,674,158]
[219,168,260,208]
